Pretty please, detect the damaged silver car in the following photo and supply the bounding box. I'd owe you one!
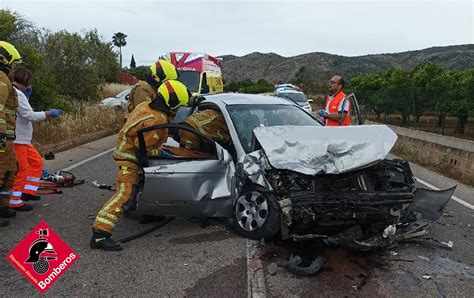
[134,93,455,250]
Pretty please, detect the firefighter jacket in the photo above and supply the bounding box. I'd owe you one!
[127,80,157,114]
[181,109,230,151]
[0,71,17,151]
[113,101,170,166]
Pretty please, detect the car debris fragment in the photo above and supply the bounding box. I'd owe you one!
[277,255,325,276]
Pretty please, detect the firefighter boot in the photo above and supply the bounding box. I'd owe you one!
[90,229,122,251]
[0,218,9,227]
[0,206,16,218]
[122,185,139,213]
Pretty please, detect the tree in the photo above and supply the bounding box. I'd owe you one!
[448,68,474,134]
[130,54,136,68]
[411,62,449,129]
[112,32,127,68]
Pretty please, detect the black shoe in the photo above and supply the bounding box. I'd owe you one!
[0,218,9,227]
[22,193,41,201]
[0,206,16,218]
[90,230,122,251]
[11,204,33,212]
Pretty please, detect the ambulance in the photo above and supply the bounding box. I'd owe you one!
[161,52,224,95]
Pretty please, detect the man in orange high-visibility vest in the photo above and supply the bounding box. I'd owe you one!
[318,75,351,126]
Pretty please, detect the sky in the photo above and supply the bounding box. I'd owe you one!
[1,0,473,66]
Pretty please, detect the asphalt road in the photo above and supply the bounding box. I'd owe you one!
[1,134,473,297]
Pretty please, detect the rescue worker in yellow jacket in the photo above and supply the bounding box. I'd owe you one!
[0,41,22,228]
[126,59,178,114]
[91,80,191,251]
[180,109,230,153]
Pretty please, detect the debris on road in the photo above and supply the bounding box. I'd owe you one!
[422,275,432,280]
[44,151,55,160]
[441,241,454,249]
[277,255,324,276]
[91,180,115,191]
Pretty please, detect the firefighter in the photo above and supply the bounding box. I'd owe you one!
[12,67,62,209]
[126,59,178,114]
[179,109,230,153]
[91,80,191,251]
[0,41,22,227]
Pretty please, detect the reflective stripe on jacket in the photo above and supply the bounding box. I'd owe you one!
[113,102,170,164]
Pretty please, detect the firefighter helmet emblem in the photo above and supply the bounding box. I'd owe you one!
[25,229,57,274]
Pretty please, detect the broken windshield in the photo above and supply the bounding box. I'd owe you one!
[227,104,321,152]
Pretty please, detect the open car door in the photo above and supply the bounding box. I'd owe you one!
[344,93,364,125]
[134,124,235,218]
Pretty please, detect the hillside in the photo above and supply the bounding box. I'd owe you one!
[220,44,474,83]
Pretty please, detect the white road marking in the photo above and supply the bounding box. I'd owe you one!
[246,239,267,298]
[61,148,115,171]
[416,177,474,210]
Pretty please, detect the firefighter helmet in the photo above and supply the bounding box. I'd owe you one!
[158,80,191,110]
[0,41,22,66]
[150,59,178,83]
[25,239,55,263]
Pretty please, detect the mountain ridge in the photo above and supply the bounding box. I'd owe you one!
[220,44,474,83]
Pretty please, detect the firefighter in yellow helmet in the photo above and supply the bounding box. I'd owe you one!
[126,59,178,114]
[180,109,230,153]
[0,41,22,228]
[91,80,190,251]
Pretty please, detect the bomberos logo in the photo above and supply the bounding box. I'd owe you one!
[7,221,79,294]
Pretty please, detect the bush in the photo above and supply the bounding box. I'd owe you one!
[224,79,274,93]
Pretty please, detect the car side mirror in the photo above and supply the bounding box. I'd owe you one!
[307,99,313,103]
[218,147,231,165]
[201,84,210,94]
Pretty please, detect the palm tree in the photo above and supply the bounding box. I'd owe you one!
[112,32,127,68]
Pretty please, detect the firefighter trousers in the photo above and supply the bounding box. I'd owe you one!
[0,141,17,207]
[93,163,139,234]
[11,144,43,206]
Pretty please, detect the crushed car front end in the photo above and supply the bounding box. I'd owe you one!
[239,124,455,250]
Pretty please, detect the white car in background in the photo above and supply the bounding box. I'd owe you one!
[275,89,313,114]
[100,88,131,110]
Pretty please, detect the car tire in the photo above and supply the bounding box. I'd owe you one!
[232,190,280,240]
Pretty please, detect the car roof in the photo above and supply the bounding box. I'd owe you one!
[203,93,296,106]
[276,89,304,94]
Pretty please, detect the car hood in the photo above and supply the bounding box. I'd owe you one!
[244,125,397,178]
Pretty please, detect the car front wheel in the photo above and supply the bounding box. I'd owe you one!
[232,191,280,240]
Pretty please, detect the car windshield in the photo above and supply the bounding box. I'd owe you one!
[116,88,130,98]
[276,92,307,103]
[227,104,321,152]
[178,71,200,92]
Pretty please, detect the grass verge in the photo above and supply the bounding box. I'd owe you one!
[33,102,123,150]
